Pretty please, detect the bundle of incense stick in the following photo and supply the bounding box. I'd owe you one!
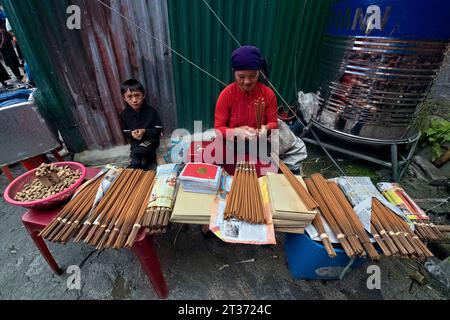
[143,207,171,234]
[328,181,380,260]
[142,170,177,234]
[254,97,265,130]
[311,211,337,258]
[413,221,446,242]
[371,198,434,259]
[73,169,156,250]
[40,177,103,244]
[125,175,156,247]
[271,152,318,210]
[305,176,357,258]
[224,162,266,224]
[377,182,445,242]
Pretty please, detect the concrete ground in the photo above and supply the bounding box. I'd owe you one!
[0,145,449,300]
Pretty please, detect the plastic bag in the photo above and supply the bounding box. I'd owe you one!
[273,119,307,173]
[424,257,450,289]
[298,91,320,123]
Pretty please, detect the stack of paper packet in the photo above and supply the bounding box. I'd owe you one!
[178,162,222,194]
[266,172,317,234]
[170,184,216,224]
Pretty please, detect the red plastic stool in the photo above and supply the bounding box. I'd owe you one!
[22,207,64,275]
[1,147,65,182]
[131,231,169,299]
[20,149,65,169]
[20,167,169,299]
[21,208,169,299]
[20,155,50,171]
[1,165,15,182]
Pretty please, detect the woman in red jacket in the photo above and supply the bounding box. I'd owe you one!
[214,45,278,176]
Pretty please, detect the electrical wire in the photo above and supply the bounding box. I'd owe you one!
[96,0,345,175]
[96,0,228,87]
[201,0,346,175]
[202,0,241,47]
[425,196,450,213]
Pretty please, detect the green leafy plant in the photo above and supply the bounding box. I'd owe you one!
[424,119,450,162]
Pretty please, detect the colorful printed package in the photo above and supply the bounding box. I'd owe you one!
[376,182,429,221]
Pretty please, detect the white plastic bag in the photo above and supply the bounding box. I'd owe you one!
[274,119,307,173]
[298,91,320,123]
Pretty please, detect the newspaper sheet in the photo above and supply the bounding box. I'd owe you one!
[306,176,412,242]
[209,176,276,245]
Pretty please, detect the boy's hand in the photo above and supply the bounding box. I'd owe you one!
[133,129,146,140]
[132,129,143,140]
[131,130,139,140]
[137,129,146,140]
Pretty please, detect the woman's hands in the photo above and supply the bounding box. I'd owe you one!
[234,126,256,140]
[234,125,268,140]
[258,125,268,137]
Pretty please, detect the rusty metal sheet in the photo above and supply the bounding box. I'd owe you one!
[4,0,177,150]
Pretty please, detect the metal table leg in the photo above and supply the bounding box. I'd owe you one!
[398,135,421,180]
[391,144,399,182]
[301,121,421,182]
[300,121,313,138]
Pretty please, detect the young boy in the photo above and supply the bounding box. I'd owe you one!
[120,79,162,170]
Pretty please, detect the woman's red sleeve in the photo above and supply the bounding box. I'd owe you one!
[265,90,278,129]
[214,88,231,136]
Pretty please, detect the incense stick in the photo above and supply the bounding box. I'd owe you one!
[271,153,318,210]
[224,162,266,224]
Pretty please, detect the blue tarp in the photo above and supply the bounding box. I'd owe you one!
[0,98,28,107]
[0,89,33,103]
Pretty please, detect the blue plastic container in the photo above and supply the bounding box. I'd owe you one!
[284,233,366,280]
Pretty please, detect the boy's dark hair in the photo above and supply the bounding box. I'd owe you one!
[120,79,145,95]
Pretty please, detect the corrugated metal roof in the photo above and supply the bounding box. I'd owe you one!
[4,0,177,150]
[168,0,331,131]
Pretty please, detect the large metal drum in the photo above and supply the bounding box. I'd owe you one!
[314,0,450,142]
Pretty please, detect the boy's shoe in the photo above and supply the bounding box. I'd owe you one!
[143,162,157,171]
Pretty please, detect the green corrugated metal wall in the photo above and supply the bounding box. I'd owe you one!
[3,0,331,150]
[3,0,86,152]
[168,0,331,131]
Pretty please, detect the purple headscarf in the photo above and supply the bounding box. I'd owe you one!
[231,45,269,78]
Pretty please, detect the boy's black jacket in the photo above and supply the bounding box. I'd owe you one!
[120,104,162,148]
